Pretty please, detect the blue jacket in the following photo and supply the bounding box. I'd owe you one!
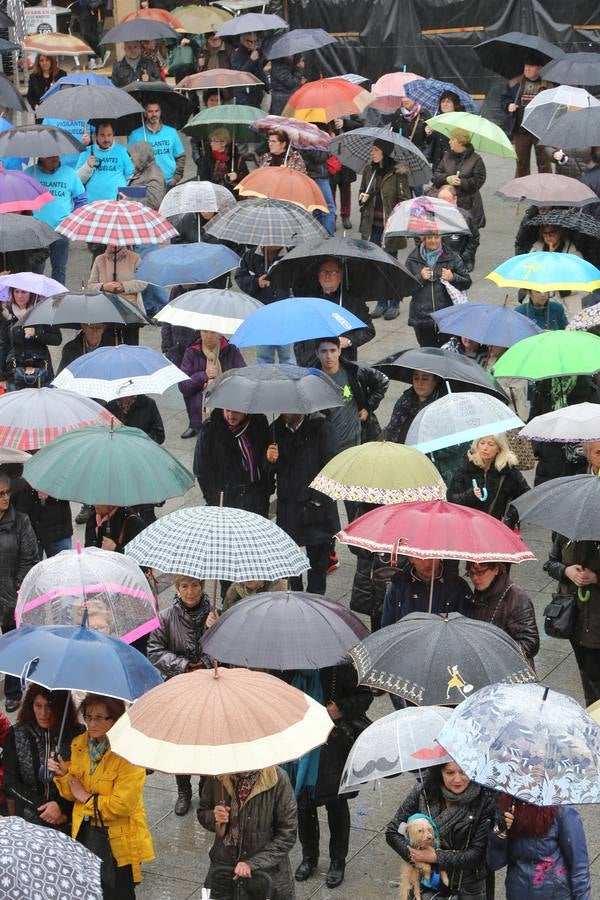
[381,563,472,628]
[487,806,591,900]
[514,299,568,331]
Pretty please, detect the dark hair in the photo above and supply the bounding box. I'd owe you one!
[267,128,290,147]
[80,693,126,723]
[438,90,464,113]
[95,120,114,132]
[316,336,341,349]
[203,89,219,106]
[18,685,79,733]
[498,793,558,839]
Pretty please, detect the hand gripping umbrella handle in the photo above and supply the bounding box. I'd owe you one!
[578,587,591,603]
[472,478,487,502]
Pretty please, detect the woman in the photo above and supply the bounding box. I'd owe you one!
[514,289,568,331]
[425,90,465,168]
[270,54,306,116]
[487,795,591,900]
[391,97,429,153]
[533,225,583,316]
[258,128,306,172]
[84,504,145,553]
[443,333,488,365]
[196,128,249,191]
[448,434,529,523]
[49,693,154,898]
[127,141,166,212]
[432,128,486,228]
[178,330,245,435]
[4,686,82,829]
[359,139,410,320]
[87,244,147,343]
[197,766,297,899]
[327,117,358,230]
[385,370,445,444]
[0,288,61,389]
[386,762,496,900]
[196,32,233,73]
[26,55,66,110]
[223,577,288,611]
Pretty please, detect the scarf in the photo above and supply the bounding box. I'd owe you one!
[222,770,261,848]
[282,670,324,798]
[10,302,31,323]
[211,148,230,184]
[228,417,258,483]
[419,242,444,269]
[401,101,422,122]
[88,737,109,774]
[434,781,482,840]
[550,375,577,411]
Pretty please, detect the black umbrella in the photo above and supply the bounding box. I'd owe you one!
[474,32,564,79]
[0,72,26,111]
[0,124,83,159]
[23,291,151,329]
[204,364,345,414]
[36,85,144,124]
[541,106,600,150]
[0,214,59,252]
[542,53,600,87]
[268,235,419,301]
[348,612,534,706]
[528,208,600,240]
[375,347,508,399]
[512,474,600,541]
[113,82,191,134]
[101,19,178,43]
[0,9,14,28]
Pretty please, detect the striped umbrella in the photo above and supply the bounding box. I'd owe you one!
[0,388,114,451]
[405,78,475,114]
[22,32,94,56]
[204,198,327,246]
[56,200,178,246]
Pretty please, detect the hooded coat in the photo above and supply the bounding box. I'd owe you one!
[127,141,167,211]
[432,143,487,227]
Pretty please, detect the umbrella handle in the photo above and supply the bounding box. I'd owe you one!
[578,587,591,603]
[472,478,487,502]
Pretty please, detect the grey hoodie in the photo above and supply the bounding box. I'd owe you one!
[127,140,166,210]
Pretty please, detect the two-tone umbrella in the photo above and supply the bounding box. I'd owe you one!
[52,345,186,400]
[24,290,151,329]
[473,32,564,78]
[431,302,542,347]
[328,126,432,187]
[512,474,600,540]
[376,347,507,399]
[134,243,241,287]
[426,111,516,158]
[205,364,345,415]
[159,181,236,218]
[56,200,178,246]
[235,166,328,212]
[486,252,600,293]
[406,392,524,455]
[204,198,327,246]
[229,296,368,348]
[0,124,83,159]
[495,173,598,207]
[522,85,600,140]
[0,387,113,451]
[518,403,600,442]
[283,77,373,122]
[541,53,600,87]
[0,168,53,214]
[492,331,600,379]
[154,288,261,336]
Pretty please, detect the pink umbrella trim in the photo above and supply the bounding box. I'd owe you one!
[17,581,156,622]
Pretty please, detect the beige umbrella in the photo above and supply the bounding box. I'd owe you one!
[22,33,94,56]
[107,667,333,775]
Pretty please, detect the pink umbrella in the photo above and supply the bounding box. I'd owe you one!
[0,166,53,213]
[370,72,424,113]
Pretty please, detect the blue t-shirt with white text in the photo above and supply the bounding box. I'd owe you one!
[43,117,95,168]
[25,163,86,229]
[76,142,134,201]
[127,123,184,184]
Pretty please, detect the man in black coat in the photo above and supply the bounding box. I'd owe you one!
[57,323,113,374]
[436,185,480,273]
[231,33,269,107]
[106,395,165,445]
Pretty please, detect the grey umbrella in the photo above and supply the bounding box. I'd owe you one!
[376,347,508,399]
[204,198,327,246]
[36,85,144,123]
[216,12,288,37]
[23,291,151,329]
[0,124,83,159]
[513,474,600,540]
[542,52,600,87]
[265,28,337,60]
[204,364,345,414]
[328,126,432,188]
[0,72,26,111]
[541,106,600,150]
[101,19,178,43]
[0,214,59,252]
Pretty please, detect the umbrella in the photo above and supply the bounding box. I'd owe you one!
[348,612,534,706]
[176,69,261,91]
[216,12,288,37]
[522,85,600,140]
[371,72,424,113]
[0,387,114,451]
[235,166,328,212]
[56,200,178,246]
[0,9,14,27]
[201,591,368,669]
[268,235,419,300]
[23,423,194,506]
[125,505,310,582]
[311,442,446,505]
[518,402,600,442]
[134,243,241,287]
[154,288,262,336]
[0,169,53,214]
[337,499,535,563]
[101,19,178,43]
[183,104,264,143]
[0,272,66,298]
[122,7,183,29]
[486,252,600,293]
[495,173,598,208]
[328,126,432,187]
[339,706,453,793]
[204,364,345,414]
[528,208,600,240]
[108,667,331,775]
[384,196,470,237]
[251,114,330,150]
[567,302,600,333]
[117,82,191,133]
[265,28,336,60]
[0,447,31,464]
[40,71,113,102]
[0,214,59,253]
[474,32,564,78]
[0,124,83,159]
[405,78,475,114]
[376,347,508,399]
[426,111,516,158]
[52,345,186,401]
[36,85,144,124]
[283,77,373,122]
[204,198,327,246]
[542,53,600,87]
[406,392,524,455]
[22,33,94,57]
[540,106,600,150]
[159,181,236,218]
[16,545,159,643]
[0,74,24,112]
[512,474,600,540]
[229,296,368,348]
[431,302,542,348]
[436,682,600,805]
[171,4,231,34]
[24,290,151,329]
[0,817,102,900]
[491,331,600,380]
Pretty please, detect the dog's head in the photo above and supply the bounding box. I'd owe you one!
[406,817,436,849]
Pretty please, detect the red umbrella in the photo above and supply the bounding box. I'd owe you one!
[122,8,184,29]
[56,199,178,246]
[283,77,373,122]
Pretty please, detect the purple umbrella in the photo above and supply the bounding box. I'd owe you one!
[0,272,67,298]
[0,168,54,213]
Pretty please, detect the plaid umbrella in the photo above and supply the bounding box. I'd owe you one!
[328,126,432,187]
[405,78,475,114]
[56,200,178,246]
[176,69,260,91]
[125,506,310,582]
[0,168,53,214]
[22,32,93,56]
[204,198,327,246]
[251,115,330,150]
[0,387,114,450]
[159,181,236,218]
[528,208,600,240]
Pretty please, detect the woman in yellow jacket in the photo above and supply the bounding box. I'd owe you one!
[49,693,154,898]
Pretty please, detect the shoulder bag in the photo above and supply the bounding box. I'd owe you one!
[77,794,117,890]
[543,593,576,639]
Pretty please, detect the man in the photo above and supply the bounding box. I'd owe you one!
[128,102,186,189]
[314,259,374,362]
[381,556,472,628]
[501,59,552,178]
[111,40,161,88]
[25,156,87,285]
[58,322,113,374]
[76,121,134,203]
[436,185,480,273]
[231,32,269,108]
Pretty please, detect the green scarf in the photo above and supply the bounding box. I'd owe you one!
[88,737,109,774]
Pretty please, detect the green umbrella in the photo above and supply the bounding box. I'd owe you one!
[23,424,194,505]
[426,111,516,159]
[492,331,600,380]
[183,104,263,143]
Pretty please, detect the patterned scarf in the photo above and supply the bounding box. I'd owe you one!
[401,101,422,122]
[227,417,257,482]
[282,670,324,798]
[419,242,444,269]
[550,375,577,411]
[211,148,230,184]
[222,770,261,848]
[88,737,109,774]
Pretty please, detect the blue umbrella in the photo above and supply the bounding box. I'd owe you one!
[135,243,240,287]
[405,78,475,114]
[41,72,113,102]
[230,296,367,348]
[0,624,162,701]
[431,303,542,348]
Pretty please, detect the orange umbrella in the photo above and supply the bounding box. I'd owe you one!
[122,8,184,30]
[283,77,373,122]
[22,33,94,56]
[236,166,328,212]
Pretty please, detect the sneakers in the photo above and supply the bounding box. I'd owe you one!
[384,302,400,321]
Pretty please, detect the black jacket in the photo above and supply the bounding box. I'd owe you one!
[147,594,212,676]
[545,535,600,649]
[111,54,161,88]
[270,58,304,116]
[432,144,486,227]
[57,330,115,374]
[26,68,66,110]
[0,311,61,381]
[466,567,540,663]
[442,206,480,271]
[0,506,38,620]
[405,245,472,328]
[235,249,288,304]
[390,110,429,150]
[84,507,145,553]
[514,205,542,256]
[315,359,389,446]
[106,395,165,445]
[448,456,529,524]
[231,44,269,107]
[301,148,329,180]
[19,488,73,546]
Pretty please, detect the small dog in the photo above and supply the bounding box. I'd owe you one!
[399,816,449,900]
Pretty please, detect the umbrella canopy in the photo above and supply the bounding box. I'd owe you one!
[155,288,261,335]
[176,68,260,91]
[337,499,535,563]
[102,19,178,43]
[0,447,31,464]
[0,624,162,700]
[405,78,475,114]
[16,545,159,643]
[384,196,470,237]
[518,402,600,443]
[24,290,151,329]
[134,242,241,287]
[230,296,368,348]
[370,72,423,113]
[125,505,309,582]
[36,84,144,123]
[495,172,598,207]
[122,7,183,28]
[492,331,600,380]
[0,387,114,451]
[437,682,600,805]
[0,73,24,112]
[201,590,368,669]
[52,345,186,401]
[216,12,288,37]
[512,474,600,541]
[265,28,336,60]
[473,32,564,78]
[22,32,93,56]
[567,302,600,333]
[56,199,177,246]
[0,124,83,159]
[159,180,236,218]
[0,214,59,252]
[23,424,194,505]
[426,111,516,158]
[486,252,600,292]
[311,441,446,505]
[339,706,453,793]
[522,85,600,140]
[283,77,373,122]
[0,818,102,900]
[251,114,330,150]
[528,208,600,240]
[406,392,524,455]
[108,667,331,775]
[0,272,66,298]
[0,168,53,214]
[204,198,327,246]
[204,364,345,414]
[431,302,542,347]
[117,81,191,132]
[348,612,534,706]
[0,9,14,27]
[540,105,600,148]
[328,126,432,187]
[542,52,600,87]
[184,103,264,143]
[376,347,507,399]
[171,4,231,34]
[235,166,328,212]
[41,71,113,101]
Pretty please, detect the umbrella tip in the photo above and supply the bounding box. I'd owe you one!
[76,540,82,554]
[542,686,549,701]
[213,661,219,679]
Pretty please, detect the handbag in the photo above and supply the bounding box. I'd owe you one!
[77,795,117,890]
[543,593,576,639]
[442,280,468,305]
[506,428,536,471]
[167,43,194,75]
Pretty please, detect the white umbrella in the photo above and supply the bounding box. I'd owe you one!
[523,85,600,139]
[159,180,236,218]
[406,392,523,454]
[519,401,600,443]
[154,288,262,335]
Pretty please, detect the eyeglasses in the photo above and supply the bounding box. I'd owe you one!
[320,269,341,276]
[83,714,114,723]
[209,138,226,145]
[465,564,496,576]
[0,490,11,498]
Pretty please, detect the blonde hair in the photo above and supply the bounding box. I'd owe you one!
[210,127,231,145]
[450,128,471,146]
[174,574,205,589]
[468,432,517,471]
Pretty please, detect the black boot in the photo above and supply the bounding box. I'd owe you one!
[295,858,318,881]
[174,792,191,816]
[326,859,345,888]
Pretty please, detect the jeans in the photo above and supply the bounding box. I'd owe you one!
[289,542,330,595]
[38,536,72,559]
[313,177,337,236]
[256,344,295,365]
[48,234,69,286]
[298,797,351,863]
[134,244,168,314]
